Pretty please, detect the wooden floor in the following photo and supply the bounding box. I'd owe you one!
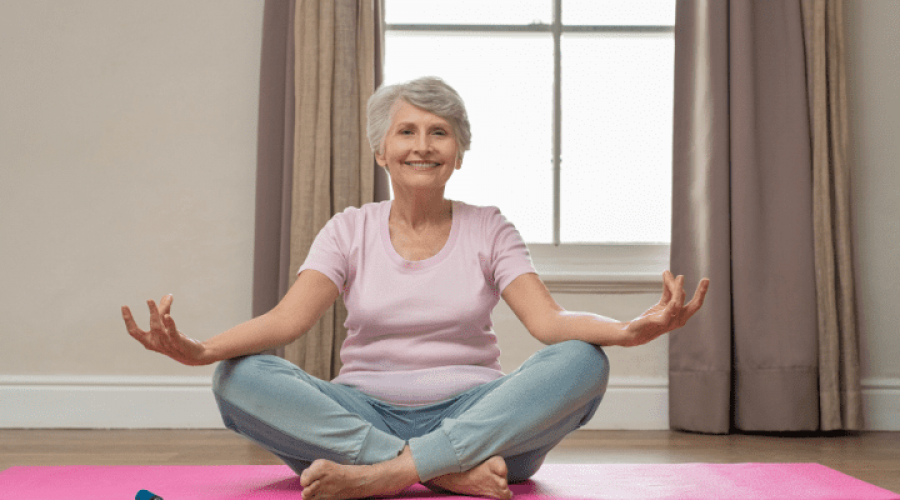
[1,430,898,494]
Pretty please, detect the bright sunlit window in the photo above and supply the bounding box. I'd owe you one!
[384,0,675,246]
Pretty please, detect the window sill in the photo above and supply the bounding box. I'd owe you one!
[528,243,669,294]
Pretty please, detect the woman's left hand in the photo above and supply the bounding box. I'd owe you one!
[619,270,710,347]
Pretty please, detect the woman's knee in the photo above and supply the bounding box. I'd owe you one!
[551,340,610,397]
[212,354,284,399]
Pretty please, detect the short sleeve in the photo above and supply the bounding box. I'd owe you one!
[484,207,538,294]
[296,213,351,294]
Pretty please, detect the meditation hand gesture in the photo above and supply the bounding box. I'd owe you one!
[121,295,211,366]
[620,270,710,347]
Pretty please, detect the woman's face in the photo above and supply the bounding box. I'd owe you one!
[376,100,460,191]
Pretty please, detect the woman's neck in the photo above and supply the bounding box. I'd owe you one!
[389,195,452,233]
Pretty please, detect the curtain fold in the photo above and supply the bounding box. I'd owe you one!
[253,0,384,381]
[252,0,295,323]
[800,0,862,431]
[669,0,861,433]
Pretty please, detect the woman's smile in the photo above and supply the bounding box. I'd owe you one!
[406,161,441,169]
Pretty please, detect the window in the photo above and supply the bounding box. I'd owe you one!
[384,0,674,288]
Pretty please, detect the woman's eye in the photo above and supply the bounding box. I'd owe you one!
[433,130,447,136]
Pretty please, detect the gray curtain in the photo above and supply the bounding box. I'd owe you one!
[252,0,387,381]
[668,0,862,433]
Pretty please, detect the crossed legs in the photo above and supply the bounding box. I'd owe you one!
[212,340,609,500]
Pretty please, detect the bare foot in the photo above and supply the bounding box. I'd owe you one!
[424,455,513,500]
[299,446,419,500]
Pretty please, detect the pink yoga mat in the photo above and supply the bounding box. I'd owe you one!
[1,463,897,500]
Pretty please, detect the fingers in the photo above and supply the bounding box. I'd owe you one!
[147,299,163,332]
[663,272,685,317]
[163,312,178,334]
[127,299,172,350]
[122,305,149,344]
[683,278,710,318]
[662,296,676,318]
[162,313,184,354]
[158,296,181,352]
[664,272,710,324]
[673,274,686,313]
[122,305,156,351]
[125,297,196,364]
[660,271,674,304]
[629,276,711,345]
[121,305,140,333]
[159,294,174,317]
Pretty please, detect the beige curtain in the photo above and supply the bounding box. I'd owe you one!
[252,0,384,381]
[668,0,861,433]
[801,0,862,431]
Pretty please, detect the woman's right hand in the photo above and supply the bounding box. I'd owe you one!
[121,295,211,366]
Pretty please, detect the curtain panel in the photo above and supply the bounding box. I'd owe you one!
[252,0,385,381]
[668,0,861,433]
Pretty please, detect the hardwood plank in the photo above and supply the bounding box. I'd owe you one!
[1,430,897,493]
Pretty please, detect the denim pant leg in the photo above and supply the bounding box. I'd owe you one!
[407,340,610,483]
[212,355,407,474]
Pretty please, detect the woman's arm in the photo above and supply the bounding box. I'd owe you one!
[502,270,709,347]
[122,269,341,365]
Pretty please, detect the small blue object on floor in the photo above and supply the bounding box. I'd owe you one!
[136,490,163,500]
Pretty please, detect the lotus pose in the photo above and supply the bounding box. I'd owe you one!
[122,76,709,500]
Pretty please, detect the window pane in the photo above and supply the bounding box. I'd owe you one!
[562,0,675,26]
[386,0,551,25]
[384,32,554,243]
[561,33,673,244]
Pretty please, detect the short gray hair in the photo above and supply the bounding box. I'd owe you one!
[367,76,471,169]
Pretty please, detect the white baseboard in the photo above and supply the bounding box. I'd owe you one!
[582,376,670,430]
[861,378,900,431]
[583,376,900,431]
[0,375,223,429]
[1,375,897,430]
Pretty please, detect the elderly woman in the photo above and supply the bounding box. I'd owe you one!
[122,76,709,500]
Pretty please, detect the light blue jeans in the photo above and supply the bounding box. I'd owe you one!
[212,339,609,483]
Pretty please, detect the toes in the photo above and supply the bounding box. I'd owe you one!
[300,466,315,488]
[497,479,512,499]
[300,460,329,488]
[301,482,316,500]
[489,455,509,479]
[488,457,512,500]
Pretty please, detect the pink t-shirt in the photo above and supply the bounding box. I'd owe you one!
[296,199,537,406]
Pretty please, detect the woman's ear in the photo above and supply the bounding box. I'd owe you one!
[375,150,387,167]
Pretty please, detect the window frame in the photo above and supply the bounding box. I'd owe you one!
[385,2,674,293]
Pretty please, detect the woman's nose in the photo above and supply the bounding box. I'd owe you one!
[413,134,432,153]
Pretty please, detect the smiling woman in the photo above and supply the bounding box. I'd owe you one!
[377,101,459,220]
[367,77,469,235]
[377,101,460,173]
[122,75,707,500]
[367,77,471,170]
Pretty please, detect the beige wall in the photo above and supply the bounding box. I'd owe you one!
[846,0,900,382]
[0,1,263,378]
[0,1,897,425]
